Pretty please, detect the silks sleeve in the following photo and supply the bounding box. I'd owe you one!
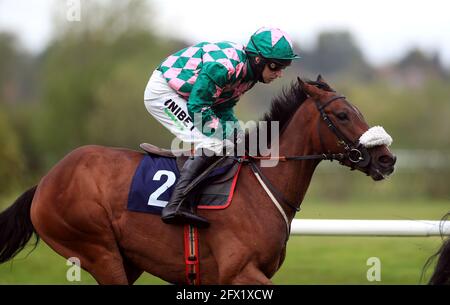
[213,99,242,140]
[187,61,229,137]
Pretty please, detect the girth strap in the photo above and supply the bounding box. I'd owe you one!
[184,224,200,285]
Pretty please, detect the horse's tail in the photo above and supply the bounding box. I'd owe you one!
[423,212,450,285]
[0,186,39,263]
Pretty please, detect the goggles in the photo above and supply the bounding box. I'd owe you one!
[267,61,288,72]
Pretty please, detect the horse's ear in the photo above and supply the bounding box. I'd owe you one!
[317,74,326,83]
[298,78,321,98]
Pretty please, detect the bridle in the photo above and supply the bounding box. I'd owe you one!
[242,95,371,165]
[314,95,371,168]
[238,93,372,239]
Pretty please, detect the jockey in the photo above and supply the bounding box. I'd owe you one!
[144,27,300,228]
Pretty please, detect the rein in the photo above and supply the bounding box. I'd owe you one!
[236,94,372,240]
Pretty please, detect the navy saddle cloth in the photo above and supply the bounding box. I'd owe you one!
[127,154,239,215]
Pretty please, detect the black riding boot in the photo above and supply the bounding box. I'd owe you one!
[161,155,217,228]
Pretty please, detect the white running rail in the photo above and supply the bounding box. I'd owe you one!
[291,219,450,237]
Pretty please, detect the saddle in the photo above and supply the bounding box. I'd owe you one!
[136,143,240,210]
[139,143,238,183]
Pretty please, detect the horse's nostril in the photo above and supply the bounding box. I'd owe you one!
[378,155,396,166]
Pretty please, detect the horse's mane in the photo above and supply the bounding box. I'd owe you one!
[245,78,334,153]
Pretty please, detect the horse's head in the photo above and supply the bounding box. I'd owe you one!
[298,75,396,181]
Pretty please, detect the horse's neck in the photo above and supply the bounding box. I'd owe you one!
[261,102,320,219]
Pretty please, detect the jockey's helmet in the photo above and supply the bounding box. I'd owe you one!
[246,27,300,81]
[246,27,300,62]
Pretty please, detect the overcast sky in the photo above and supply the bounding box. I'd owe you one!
[1,0,450,67]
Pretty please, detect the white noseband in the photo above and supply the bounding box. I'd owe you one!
[359,126,393,148]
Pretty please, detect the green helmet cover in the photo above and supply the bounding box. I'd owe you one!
[246,27,300,60]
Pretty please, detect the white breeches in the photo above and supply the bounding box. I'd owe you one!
[144,70,233,155]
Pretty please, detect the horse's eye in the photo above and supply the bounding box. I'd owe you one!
[336,112,349,121]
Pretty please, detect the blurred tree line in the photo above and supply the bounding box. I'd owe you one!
[1,0,449,202]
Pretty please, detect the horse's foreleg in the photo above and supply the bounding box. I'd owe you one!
[90,253,130,285]
[123,255,144,284]
[221,262,273,285]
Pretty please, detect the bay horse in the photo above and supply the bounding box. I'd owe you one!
[0,76,396,284]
